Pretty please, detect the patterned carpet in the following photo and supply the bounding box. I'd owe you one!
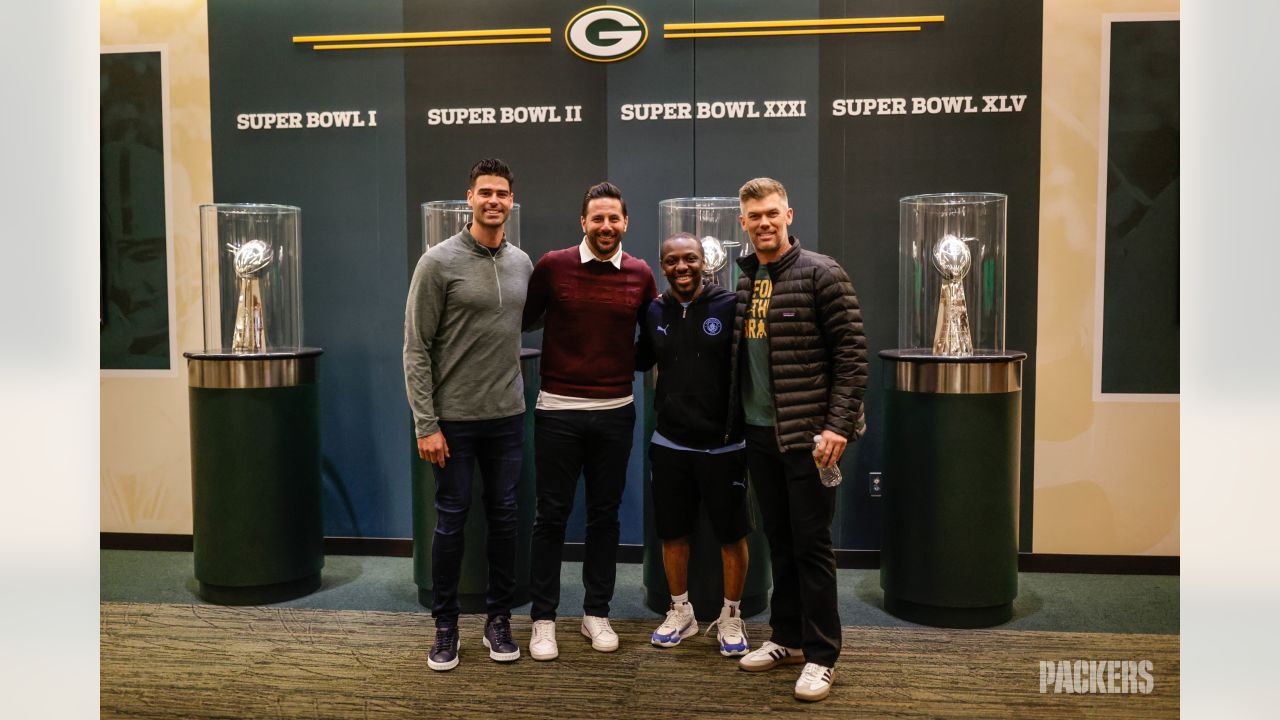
[101,602,1178,719]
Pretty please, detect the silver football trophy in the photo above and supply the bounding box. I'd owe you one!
[229,239,272,352]
[700,235,728,284]
[931,234,973,356]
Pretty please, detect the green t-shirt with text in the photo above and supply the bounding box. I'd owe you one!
[742,266,775,427]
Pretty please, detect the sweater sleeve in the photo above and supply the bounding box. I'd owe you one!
[403,252,445,437]
[635,299,657,372]
[522,254,550,332]
[814,260,869,440]
[637,266,658,332]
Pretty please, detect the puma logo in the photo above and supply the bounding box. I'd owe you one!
[657,324,670,336]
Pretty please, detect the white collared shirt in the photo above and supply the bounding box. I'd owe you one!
[578,237,623,268]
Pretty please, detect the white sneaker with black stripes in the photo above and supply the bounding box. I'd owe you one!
[793,663,835,701]
[738,640,804,672]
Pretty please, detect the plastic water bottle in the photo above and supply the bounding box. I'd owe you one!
[812,434,843,488]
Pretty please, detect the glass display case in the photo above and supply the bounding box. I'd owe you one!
[881,191,1022,628]
[657,197,751,290]
[187,203,322,605]
[421,200,521,252]
[198,204,302,354]
[897,193,1007,356]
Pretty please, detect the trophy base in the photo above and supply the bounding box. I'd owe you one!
[883,596,1013,629]
[197,573,322,606]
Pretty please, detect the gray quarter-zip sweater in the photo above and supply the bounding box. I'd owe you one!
[403,226,533,436]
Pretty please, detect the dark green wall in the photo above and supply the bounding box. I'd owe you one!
[209,0,1044,548]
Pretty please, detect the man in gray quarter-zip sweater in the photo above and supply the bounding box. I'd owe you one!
[403,159,533,672]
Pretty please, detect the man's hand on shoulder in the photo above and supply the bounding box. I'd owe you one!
[417,431,450,468]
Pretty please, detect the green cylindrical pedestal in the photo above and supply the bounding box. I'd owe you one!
[879,350,1024,628]
[412,349,540,611]
[185,349,325,605]
[640,376,771,621]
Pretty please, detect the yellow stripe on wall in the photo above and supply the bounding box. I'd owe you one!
[665,26,923,40]
[293,28,551,44]
[663,15,943,31]
[312,37,553,51]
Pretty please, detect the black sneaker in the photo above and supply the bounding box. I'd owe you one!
[428,624,460,671]
[483,615,521,662]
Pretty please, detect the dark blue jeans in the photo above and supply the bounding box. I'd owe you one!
[430,413,524,626]
[529,404,635,620]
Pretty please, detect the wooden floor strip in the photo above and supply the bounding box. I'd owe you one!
[101,602,1178,718]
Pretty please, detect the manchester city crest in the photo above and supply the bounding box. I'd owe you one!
[703,317,723,336]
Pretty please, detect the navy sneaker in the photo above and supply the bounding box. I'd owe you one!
[483,615,521,662]
[428,624,460,671]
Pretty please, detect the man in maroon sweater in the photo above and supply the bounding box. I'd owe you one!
[521,182,658,660]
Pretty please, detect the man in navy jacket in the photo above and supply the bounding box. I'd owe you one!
[637,233,752,658]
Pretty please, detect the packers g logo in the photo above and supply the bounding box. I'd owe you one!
[565,6,648,62]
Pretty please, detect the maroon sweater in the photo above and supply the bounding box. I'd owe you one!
[523,246,657,398]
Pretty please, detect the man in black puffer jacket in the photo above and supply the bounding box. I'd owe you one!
[729,177,867,703]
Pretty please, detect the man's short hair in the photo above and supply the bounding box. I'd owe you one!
[469,158,514,189]
[738,177,788,207]
[661,232,703,258]
[581,181,627,217]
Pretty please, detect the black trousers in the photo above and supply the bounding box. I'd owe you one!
[744,425,842,667]
[529,404,635,620]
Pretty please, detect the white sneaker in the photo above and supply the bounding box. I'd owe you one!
[651,602,698,648]
[738,640,805,672]
[580,615,619,652]
[529,620,558,661]
[705,605,749,656]
[794,663,835,702]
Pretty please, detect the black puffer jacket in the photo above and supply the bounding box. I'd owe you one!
[728,237,868,451]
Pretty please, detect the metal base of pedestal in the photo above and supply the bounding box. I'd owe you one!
[412,350,541,613]
[198,573,323,606]
[884,596,1013,629]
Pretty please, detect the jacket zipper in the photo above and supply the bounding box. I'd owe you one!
[490,253,502,310]
[764,264,785,452]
